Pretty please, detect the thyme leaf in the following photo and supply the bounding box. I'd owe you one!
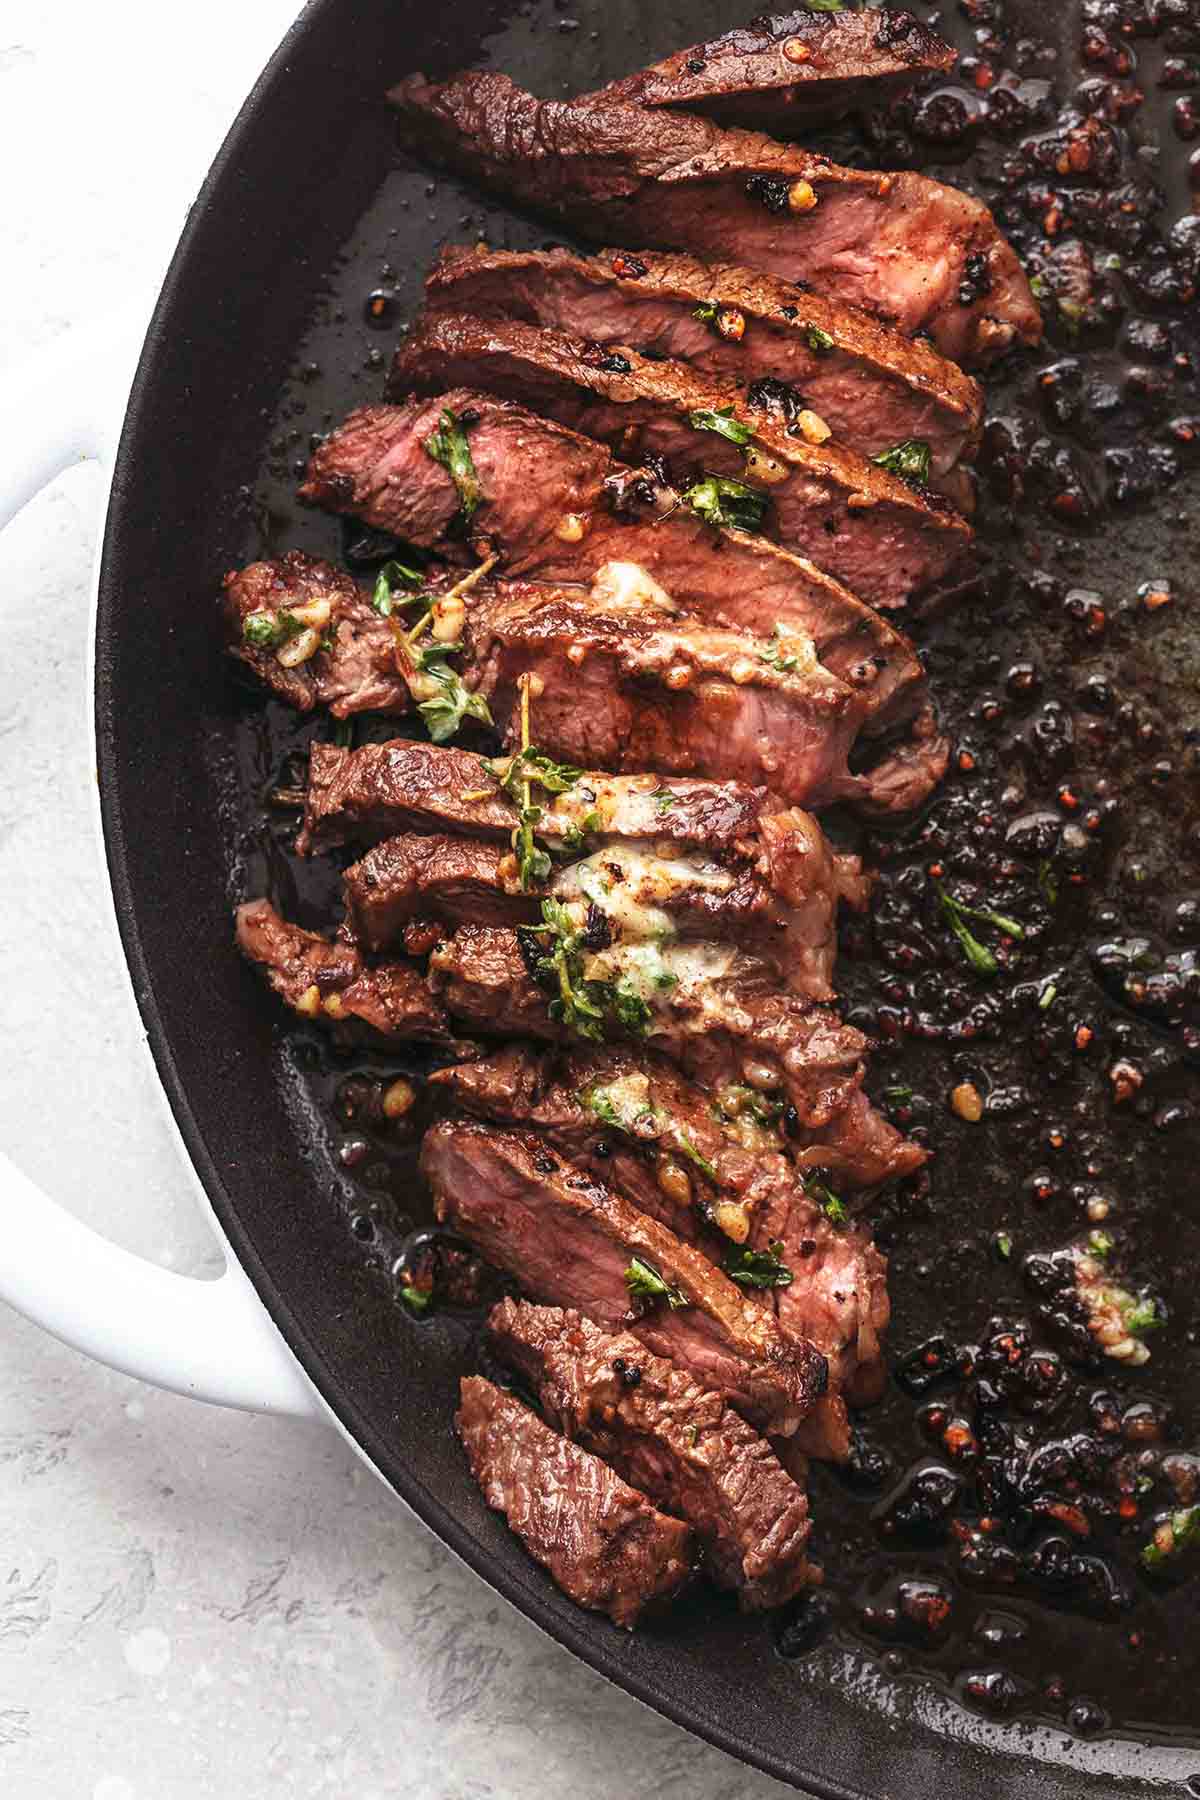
[723,1240,794,1289]
[423,407,484,522]
[685,475,769,534]
[624,1256,689,1309]
[689,405,754,448]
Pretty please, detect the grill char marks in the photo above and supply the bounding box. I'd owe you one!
[585,8,956,134]
[386,72,1041,366]
[424,1120,827,1435]
[222,552,409,718]
[456,1375,694,1627]
[425,245,983,499]
[389,312,973,610]
[487,1300,816,1609]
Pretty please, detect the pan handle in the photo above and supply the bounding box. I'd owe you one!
[0,314,321,1419]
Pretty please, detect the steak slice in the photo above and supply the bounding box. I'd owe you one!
[301,393,948,806]
[487,1300,815,1609]
[234,899,469,1050]
[426,245,982,498]
[456,1375,693,1627]
[427,926,868,1128]
[424,1120,826,1434]
[390,313,973,609]
[430,1040,922,1204]
[345,800,866,1003]
[464,579,868,809]
[386,72,1041,366]
[586,9,956,134]
[298,738,515,855]
[300,736,771,856]
[222,551,408,717]
[344,834,536,950]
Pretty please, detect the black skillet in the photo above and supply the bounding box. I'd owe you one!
[93,0,1200,1792]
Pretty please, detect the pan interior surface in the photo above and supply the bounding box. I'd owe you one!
[94,0,1200,1793]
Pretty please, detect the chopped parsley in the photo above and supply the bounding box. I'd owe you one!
[1141,1505,1200,1574]
[674,1132,717,1182]
[399,1283,432,1315]
[485,687,581,889]
[757,623,800,673]
[685,475,769,535]
[653,787,679,813]
[1123,1294,1164,1337]
[423,407,484,522]
[805,324,836,355]
[371,557,425,617]
[872,438,932,487]
[521,898,613,1041]
[559,810,600,856]
[1088,1229,1115,1259]
[412,642,494,745]
[612,981,653,1037]
[995,1232,1014,1261]
[805,1175,847,1224]
[624,1256,689,1309]
[1038,859,1060,907]
[723,1240,794,1290]
[689,405,754,448]
[242,609,307,650]
[935,886,1025,978]
[692,301,720,329]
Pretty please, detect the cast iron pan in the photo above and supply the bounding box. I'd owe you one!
[95,1,1200,1793]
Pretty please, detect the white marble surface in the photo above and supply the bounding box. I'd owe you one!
[0,6,791,1794]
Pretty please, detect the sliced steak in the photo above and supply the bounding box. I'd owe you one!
[430,1039,922,1204]
[487,1300,815,1609]
[425,245,982,496]
[300,736,773,856]
[301,394,947,807]
[465,580,868,809]
[586,9,956,134]
[298,738,514,855]
[456,1375,693,1627]
[390,313,972,608]
[386,72,1041,366]
[424,1120,826,1434]
[427,926,868,1128]
[234,899,468,1050]
[222,552,408,717]
[346,799,865,1003]
[344,834,536,950]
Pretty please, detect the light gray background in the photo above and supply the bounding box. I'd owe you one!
[0,5,790,1794]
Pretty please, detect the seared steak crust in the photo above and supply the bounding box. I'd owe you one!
[300,394,948,807]
[222,552,409,717]
[423,1120,827,1434]
[234,899,467,1050]
[586,9,956,134]
[456,1375,694,1627]
[301,738,773,857]
[426,245,983,493]
[344,834,536,950]
[390,312,972,607]
[386,72,1041,366]
[487,1300,815,1609]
